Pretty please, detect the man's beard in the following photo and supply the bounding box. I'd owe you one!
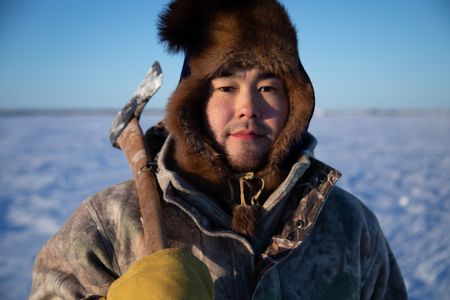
[209,120,272,172]
[225,142,269,172]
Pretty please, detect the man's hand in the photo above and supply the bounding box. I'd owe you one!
[105,248,214,300]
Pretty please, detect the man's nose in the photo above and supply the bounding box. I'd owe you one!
[236,89,261,119]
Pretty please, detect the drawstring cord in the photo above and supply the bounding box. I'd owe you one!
[236,172,264,206]
[230,172,265,237]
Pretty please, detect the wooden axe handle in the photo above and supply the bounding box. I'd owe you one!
[116,117,166,256]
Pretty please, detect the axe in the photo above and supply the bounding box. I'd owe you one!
[109,61,166,257]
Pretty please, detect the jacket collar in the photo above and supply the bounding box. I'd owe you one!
[156,132,340,253]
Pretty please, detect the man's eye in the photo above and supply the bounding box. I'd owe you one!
[258,86,276,93]
[218,86,235,93]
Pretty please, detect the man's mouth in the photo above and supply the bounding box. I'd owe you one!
[230,130,264,140]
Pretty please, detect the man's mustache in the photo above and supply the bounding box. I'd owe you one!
[224,121,271,136]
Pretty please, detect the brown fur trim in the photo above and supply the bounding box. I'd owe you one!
[231,205,260,237]
[161,0,315,203]
[144,121,169,159]
[165,76,231,195]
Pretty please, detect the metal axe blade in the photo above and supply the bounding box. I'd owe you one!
[109,61,163,148]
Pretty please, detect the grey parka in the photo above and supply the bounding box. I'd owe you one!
[30,134,407,299]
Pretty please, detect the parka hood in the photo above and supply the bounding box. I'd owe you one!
[158,0,315,198]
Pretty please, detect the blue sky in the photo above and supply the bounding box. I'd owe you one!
[0,0,449,110]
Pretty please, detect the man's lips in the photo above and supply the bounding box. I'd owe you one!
[229,130,264,140]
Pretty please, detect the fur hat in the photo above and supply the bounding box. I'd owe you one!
[158,0,315,201]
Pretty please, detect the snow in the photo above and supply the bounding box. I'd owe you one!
[0,112,449,299]
[398,195,409,207]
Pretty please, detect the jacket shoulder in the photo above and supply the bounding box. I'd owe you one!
[323,186,407,292]
[87,179,140,222]
[325,186,381,234]
[30,180,142,299]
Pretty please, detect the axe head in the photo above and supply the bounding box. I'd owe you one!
[109,61,163,148]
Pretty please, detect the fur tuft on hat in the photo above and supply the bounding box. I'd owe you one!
[157,0,209,54]
[158,0,300,74]
[157,0,315,213]
[158,0,261,54]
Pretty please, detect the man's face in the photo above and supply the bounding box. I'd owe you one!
[205,67,289,171]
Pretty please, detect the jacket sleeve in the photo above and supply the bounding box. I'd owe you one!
[359,215,408,300]
[328,187,408,300]
[29,197,120,300]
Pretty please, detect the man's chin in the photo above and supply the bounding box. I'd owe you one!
[227,153,267,173]
[223,141,271,172]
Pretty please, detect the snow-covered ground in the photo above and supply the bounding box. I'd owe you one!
[0,112,449,299]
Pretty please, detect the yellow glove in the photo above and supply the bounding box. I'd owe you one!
[105,248,214,300]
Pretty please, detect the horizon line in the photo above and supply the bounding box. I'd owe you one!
[1,107,450,117]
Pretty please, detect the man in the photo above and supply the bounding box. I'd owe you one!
[30,0,407,299]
